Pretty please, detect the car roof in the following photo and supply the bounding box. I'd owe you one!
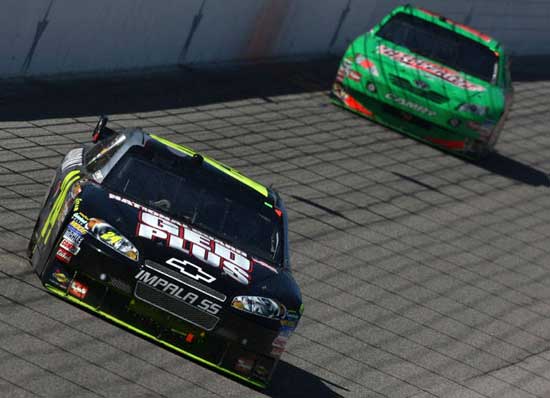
[148,134,270,199]
[382,5,502,53]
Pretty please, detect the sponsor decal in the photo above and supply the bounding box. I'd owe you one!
[253,363,270,379]
[166,258,216,283]
[55,247,72,264]
[272,335,289,348]
[355,54,379,76]
[49,268,70,287]
[68,280,88,299]
[336,66,345,83]
[109,193,277,285]
[336,57,365,82]
[63,225,84,245]
[348,70,362,82]
[384,93,436,117]
[61,148,83,171]
[73,197,82,212]
[235,356,255,375]
[72,212,88,227]
[270,346,284,357]
[378,45,485,91]
[59,238,80,255]
[69,220,87,234]
[271,334,289,356]
[135,266,223,315]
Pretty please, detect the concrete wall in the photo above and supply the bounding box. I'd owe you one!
[2,0,550,78]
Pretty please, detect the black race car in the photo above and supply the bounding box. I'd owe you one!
[28,117,302,388]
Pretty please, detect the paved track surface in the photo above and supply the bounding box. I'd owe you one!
[1,59,550,398]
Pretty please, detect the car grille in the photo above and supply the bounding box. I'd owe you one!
[389,75,449,104]
[381,103,433,130]
[135,282,219,331]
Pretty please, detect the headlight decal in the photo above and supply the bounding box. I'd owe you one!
[88,218,139,261]
[458,103,488,116]
[231,296,286,320]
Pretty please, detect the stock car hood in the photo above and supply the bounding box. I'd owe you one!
[77,182,297,303]
[350,34,505,119]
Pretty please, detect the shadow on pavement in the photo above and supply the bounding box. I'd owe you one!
[266,360,347,398]
[473,152,550,187]
[0,58,339,121]
[511,54,550,82]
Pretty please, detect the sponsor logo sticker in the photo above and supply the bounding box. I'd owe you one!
[64,225,84,245]
[59,238,80,255]
[49,268,70,287]
[378,45,485,91]
[55,248,72,264]
[109,193,278,285]
[235,356,255,375]
[68,280,88,299]
[348,70,362,82]
[385,93,437,117]
[355,54,379,76]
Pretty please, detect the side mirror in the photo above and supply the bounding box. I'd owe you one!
[92,115,110,143]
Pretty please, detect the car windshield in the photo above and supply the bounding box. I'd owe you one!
[103,145,283,264]
[376,12,497,82]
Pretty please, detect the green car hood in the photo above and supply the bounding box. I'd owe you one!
[346,33,505,122]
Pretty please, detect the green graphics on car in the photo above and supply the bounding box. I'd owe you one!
[332,5,513,157]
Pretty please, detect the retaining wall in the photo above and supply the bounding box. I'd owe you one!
[2,0,549,78]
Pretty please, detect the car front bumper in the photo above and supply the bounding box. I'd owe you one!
[332,82,499,157]
[41,239,285,388]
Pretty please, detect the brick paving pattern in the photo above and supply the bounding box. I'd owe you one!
[0,60,549,397]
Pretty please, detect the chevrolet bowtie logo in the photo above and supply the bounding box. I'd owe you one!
[166,258,216,283]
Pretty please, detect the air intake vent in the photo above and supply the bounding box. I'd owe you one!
[135,282,219,330]
[389,75,449,104]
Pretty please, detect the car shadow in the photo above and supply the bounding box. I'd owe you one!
[471,151,550,187]
[265,360,347,397]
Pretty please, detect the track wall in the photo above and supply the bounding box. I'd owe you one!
[2,0,549,78]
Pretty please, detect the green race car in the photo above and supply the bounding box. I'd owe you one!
[332,5,513,157]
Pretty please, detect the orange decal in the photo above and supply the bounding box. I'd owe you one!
[345,96,373,117]
[427,137,465,150]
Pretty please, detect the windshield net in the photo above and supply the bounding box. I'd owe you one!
[376,13,497,82]
[103,145,282,264]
